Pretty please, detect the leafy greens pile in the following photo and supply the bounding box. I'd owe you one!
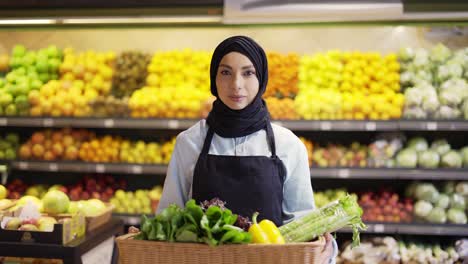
[135,199,252,246]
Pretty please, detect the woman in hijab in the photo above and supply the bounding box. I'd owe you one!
[157,35,337,263]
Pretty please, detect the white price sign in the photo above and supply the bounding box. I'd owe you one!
[81,236,115,264]
[104,119,115,128]
[338,169,350,178]
[96,164,106,173]
[168,120,180,129]
[426,122,438,131]
[374,224,385,233]
[365,122,376,131]
[320,122,332,131]
[131,165,143,174]
[43,118,54,127]
[48,163,58,172]
[0,118,7,126]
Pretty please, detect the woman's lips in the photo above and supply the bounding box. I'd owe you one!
[229,95,246,102]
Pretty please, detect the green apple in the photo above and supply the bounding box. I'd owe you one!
[5,217,22,230]
[0,184,7,199]
[4,104,17,116]
[12,45,27,58]
[0,93,13,107]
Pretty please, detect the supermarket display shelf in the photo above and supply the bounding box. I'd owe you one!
[338,222,468,236]
[0,117,467,131]
[9,160,167,175]
[8,161,468,180]
[310,167,468,180]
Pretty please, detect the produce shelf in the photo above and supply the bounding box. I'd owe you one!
[10,160,167,175]
[338,222,468,236]
[1,117,467,131]
[310,168,468,180]
[9,161,468,180]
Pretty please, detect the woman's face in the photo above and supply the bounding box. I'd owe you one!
[216,52,259,110]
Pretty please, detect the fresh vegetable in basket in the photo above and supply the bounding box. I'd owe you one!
[278,194,366,247]
[248,212,285,244]
[135,198,252,246]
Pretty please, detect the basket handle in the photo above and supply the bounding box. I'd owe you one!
[116,232,139,241]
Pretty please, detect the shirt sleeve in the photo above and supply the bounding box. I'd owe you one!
[156,134,192,213]
[281,138,316,224]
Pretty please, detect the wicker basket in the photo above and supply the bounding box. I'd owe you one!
[116,233,326,264]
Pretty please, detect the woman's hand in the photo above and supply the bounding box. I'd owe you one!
[319,233,334,264]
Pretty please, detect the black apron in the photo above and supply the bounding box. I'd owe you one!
[192,122,286,226]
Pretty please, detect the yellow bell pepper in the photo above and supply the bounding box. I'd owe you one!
[248,212,285,244]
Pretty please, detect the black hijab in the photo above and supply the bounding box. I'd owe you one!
[206,35,270,138]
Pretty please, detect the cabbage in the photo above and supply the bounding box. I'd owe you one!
[418,150,440,168]
[430,43,452,63]
[439,90,463,107]
[456,182,468,196]
[441,151,463,168]
[404,87,424,107]
[443,181,456,194]
[436,194,450,209]
[407,137,429,153]
[399,47,415,62]
[415,183,439,203]
[440,78,468,92]
[461,147,468,167]
[435,105,462,119]
[403,107,427,119]
[422,94,440,113]
[426,207,447,224]
[437,63,463,82]
[430,139,451,156]
[415,70,433,83]
[450,194,466,210]
[414,49,430,68]
[414,200,433,218]
[447,208,467,224]
[396,148,418,168]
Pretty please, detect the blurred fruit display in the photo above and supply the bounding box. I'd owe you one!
[79,135,122,163]
[406,181,467,225]
[314,188,351,208]
[296,50,404,120]
[338,236,463,264]
[312,142,368,167]
[0,45,62,116]
[18,128,94,161]
[0,53,9,73]
[128,49,212,118]
[120,140,163,164]
[399,44,468,119]
[0,133,20,160]
[265,97,299,120]
[299,137,314,166]
[359,190,413,223]
[88,95,129,117]
[112,51,151,98]
[265,51,299,98]
[110,186,162,214]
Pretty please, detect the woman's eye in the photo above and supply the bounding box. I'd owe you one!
[220,70,231,75]
[244,70,256,76]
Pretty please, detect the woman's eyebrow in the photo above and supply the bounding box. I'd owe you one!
[219,64,255,70]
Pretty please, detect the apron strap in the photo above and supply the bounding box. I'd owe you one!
[201,127,215,155]
[265,122,277,157]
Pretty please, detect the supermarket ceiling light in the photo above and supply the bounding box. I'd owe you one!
[0,19,56,25]
[61,16,222,24]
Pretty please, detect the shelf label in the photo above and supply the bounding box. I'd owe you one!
[81,236,114,264]
[96,164,106,173]
[426,122,438,131]
[0,118,7,126]
[365,122,376,131]
[42,118,54,127]
[272,121,283,127]
[131,165,143,174]
[374,224,385,233]
[320,122,332,130]
[338,169,350,178]
[18,162,29,170]
[48,163,58,172]
[127,216,140,226]
[168,120,180,129]
[104,119,115,128]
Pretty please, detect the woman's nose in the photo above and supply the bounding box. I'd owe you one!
[232,73,242,90]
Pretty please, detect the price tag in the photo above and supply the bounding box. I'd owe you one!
[48,163,58,172]
[96,164,106,173]
[338,169,350,178]
[42,118,54,127]
[131,165,143,174]
[81,236,114,264]
[365,122,376,131]
[0,118,7,126]
[320,122,332,131]
[426,122,438,131]
[104,119,114,128]
[128,217,140,226]
[374,224,385,233]
[272,121,284,127]
[168,120,179,129]
[18,161,29,170]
